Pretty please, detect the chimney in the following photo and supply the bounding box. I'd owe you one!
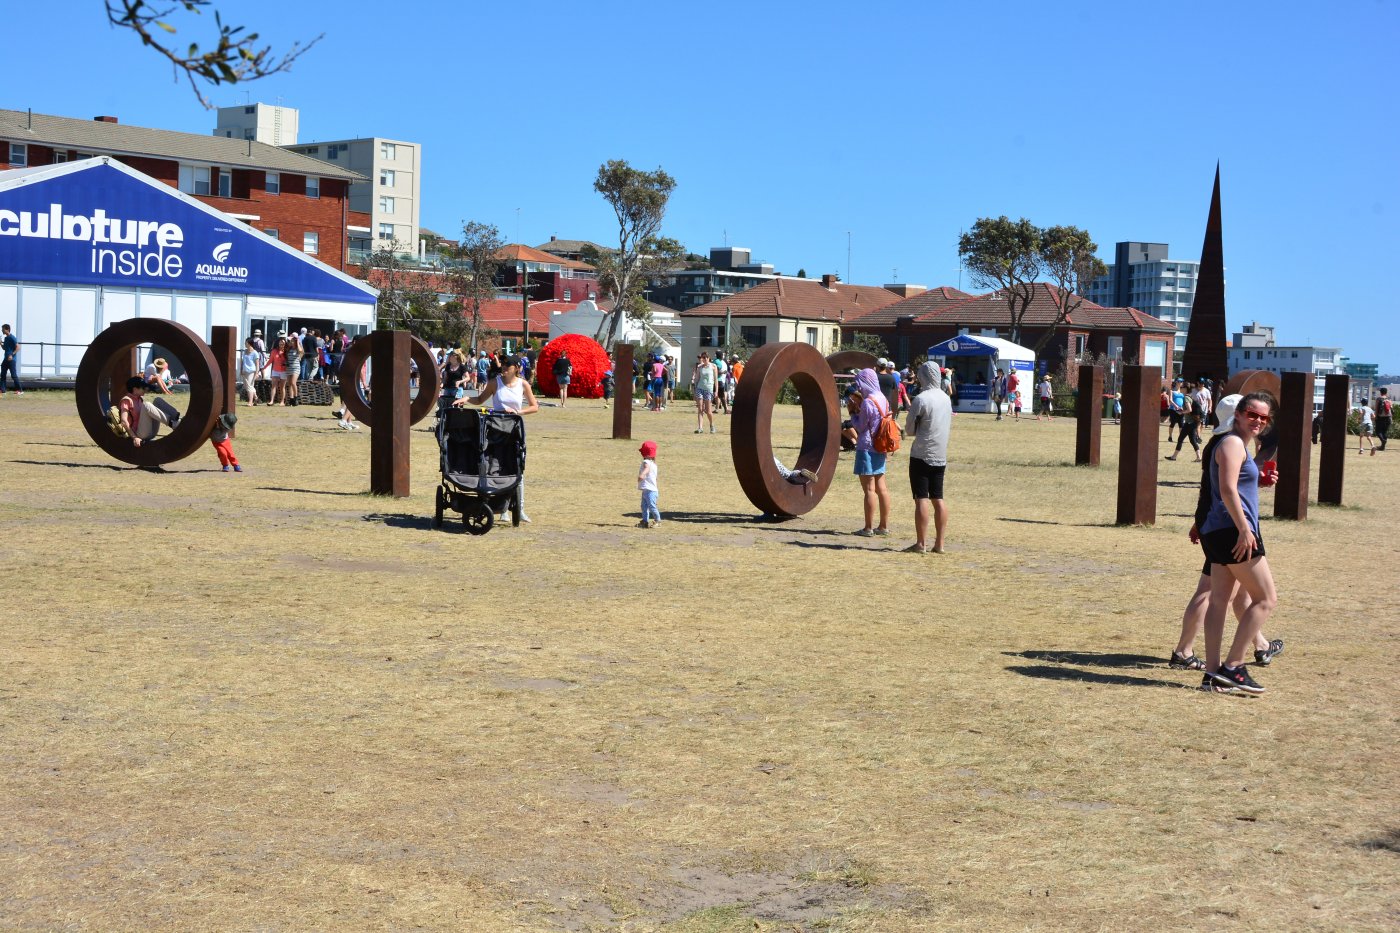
[883,284,927,298]
[821,274,839,289]
[93,115,119,123]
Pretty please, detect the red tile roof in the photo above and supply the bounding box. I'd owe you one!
[865,282,1176,333]
[844,286,972,326]
[496,243,595,272]
[679,278,904,321]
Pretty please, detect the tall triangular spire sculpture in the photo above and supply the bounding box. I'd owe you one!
[1181,163,1227,383]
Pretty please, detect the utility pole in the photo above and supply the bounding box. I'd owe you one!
[846,231,851,284]
[519,259,529,353]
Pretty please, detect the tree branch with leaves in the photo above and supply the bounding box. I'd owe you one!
[957,216,1043,346]
[106,0,322,109]
[590,161,677,347]
[441,221,506,352]
[1035,225,1108,357]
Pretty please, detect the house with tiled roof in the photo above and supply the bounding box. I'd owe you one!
[535,237,612,263]
[848,282,1177,379]
[494,243,600,304]
[678,274,904,363]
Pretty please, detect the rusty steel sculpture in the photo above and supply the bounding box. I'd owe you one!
[1318,373,1349,505]
[1181,164,1229,387]
[1221,369,1281,402]
[1116,364,1161,525]
[824,350,877,375]
[1274,371,1314,521]
[1075,364,1105,466]
[730,342,841,519]
[337,331,440,498]
[210,325,238,435]
[75,318,222,467]
[611,342,633,440]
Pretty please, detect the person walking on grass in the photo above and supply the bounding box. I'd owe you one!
[637,440,660,527]
[842,368,893,538]
[1,323,23,395]
[553,350,572,407]
[903,360,952,554]
[1374,388,1392,452]
[240,339,262,406]
[1199,392,1281,695]
[458,354,538,522]
[1357,399,1378,455]
[1165,385,1202,461]
[1035,373,1054,421]
[691,351,718,433]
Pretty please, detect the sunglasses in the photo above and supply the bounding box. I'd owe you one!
[1239,410,1271,424]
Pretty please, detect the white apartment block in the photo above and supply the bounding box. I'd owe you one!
[1085,242,1202,355]
[1228,324,1344,411]
[291,137,421,259]
[213,103,300,146]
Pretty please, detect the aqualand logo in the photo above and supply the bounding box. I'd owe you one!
[194,240,248,281]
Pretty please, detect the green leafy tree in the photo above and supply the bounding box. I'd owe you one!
[840,332,889,359]
[352,240,441,337]
[105,1,321,109]
[442,221,506,352]
[1037,225,1109,358]
[957,216,1042,346]
[591,161,677,346]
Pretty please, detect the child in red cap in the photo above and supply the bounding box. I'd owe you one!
[637,440,660,527]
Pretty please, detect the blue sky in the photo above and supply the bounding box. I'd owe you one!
[8,1,1398,369]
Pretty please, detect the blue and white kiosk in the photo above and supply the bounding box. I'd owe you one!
[927,334,1036,414]
[0,157,378,380]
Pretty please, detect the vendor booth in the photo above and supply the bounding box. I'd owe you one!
[927,335,1035,414]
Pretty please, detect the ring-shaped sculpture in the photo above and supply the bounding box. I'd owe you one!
[1221,369,1282,402]
[824,350,878,375]
[731,342,841,518]
[336,332,440,425]
[75,318,222,467]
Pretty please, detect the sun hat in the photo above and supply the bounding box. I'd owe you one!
[638,440,657,458]
[1213,394,1243,435]
[252,329,262,336]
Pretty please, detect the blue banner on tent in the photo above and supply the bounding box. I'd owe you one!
[0,161,375,304]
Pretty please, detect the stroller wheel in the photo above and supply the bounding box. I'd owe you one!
[432,486,445,529]
[464,502,494,536]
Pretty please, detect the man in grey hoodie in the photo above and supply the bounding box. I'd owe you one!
[903,360,953,553]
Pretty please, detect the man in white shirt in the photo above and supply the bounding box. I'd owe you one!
[903,360,953,553]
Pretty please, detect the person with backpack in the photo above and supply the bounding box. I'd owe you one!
[1165,383,1203,462]
[1374,388,1392,452]
[842,368,895,538]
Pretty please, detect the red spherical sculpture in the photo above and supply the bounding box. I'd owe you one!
[536,334,609,399]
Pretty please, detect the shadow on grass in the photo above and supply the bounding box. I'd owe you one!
[1358,828,1400,853]
[1006,664,1187,690]
[1158,480,1199,489]
[361,512,439,531]
[996,517,1119,528]
[663,511,769,525]
[258,486,365,497]
[1005,650,1162,669]
[9,458,135,472]
[786,539,889,552]
[24,442,95,449]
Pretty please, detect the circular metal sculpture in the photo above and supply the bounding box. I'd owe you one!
[1221,369,1282,402]
[75,318,222,467]
[824,350,877,375]
[336,332,440,425]
[731,342,841,518]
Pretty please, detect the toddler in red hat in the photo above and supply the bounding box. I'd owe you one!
[637,440,660,527]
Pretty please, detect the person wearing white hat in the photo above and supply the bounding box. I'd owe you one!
[1196,391,1282,695]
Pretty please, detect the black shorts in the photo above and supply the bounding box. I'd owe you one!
[1200,526,1265,566]
[909,458,946,500]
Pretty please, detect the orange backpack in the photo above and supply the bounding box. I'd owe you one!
[872,400,901,453]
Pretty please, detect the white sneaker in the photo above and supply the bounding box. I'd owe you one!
[338,420,350,429]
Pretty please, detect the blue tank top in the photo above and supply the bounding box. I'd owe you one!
[1201,439,1260,535]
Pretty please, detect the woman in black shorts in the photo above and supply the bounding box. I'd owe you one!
[1198,392,1280,695]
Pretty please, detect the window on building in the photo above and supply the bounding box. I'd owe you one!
[378,223,394,240]
[741,325,767,348]
[380,142,396,160]
[327,146,338,161]
[263,228,278,240]
[303,231,319,255]
[265,172,280,195]
[306,176,320,199]
[217,169,231,197]
[178,164,211,195]
[563,288,572,301]
[244,105,255,114]
[379,196,395,213]
[700,325,723,347]
[1074,334,1087,359]
[806,327,819,346]
[53,150,68,164]
[380,169,395,187]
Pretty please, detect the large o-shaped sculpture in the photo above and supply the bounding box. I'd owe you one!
[75,318,222,467]
[731,342,841,518]
[337,332,440,425]
[1221,369,1281,401]
[825,350,877,375]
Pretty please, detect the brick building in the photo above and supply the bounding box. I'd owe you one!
[1,109,363,270]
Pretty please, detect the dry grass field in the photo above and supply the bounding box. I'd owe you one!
[1,388,1396,931]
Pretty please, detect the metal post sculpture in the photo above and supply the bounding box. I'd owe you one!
[1075,364,1104,466]
[1274,371,1314,520]
[337,331,440,498]
[611,342,633,440]
[210,325,237,435]
[1318,373,1349,505]
[731,342,840,518]
[75,318,222,467]
[1181,164,1228,387]
[1116,364,1161,525]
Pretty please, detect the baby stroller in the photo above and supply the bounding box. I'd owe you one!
[434,407,526,534]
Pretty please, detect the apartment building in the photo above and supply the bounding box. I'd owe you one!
[1084,241,1202,355]
[291,136,421,259]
